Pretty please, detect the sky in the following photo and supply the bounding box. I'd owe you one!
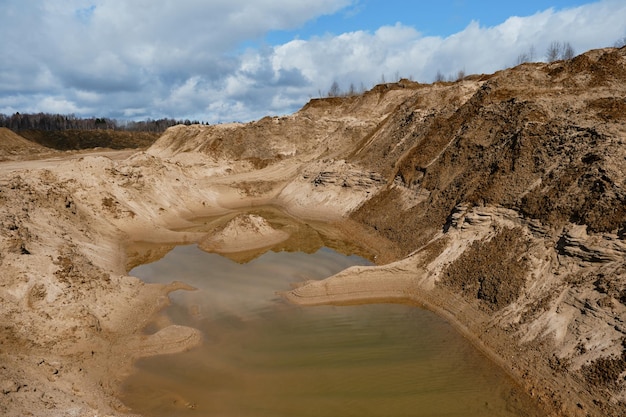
[1,0,625,123]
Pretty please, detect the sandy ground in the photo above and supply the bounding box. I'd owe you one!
[0,149,137,174]
[0,145,611,417]
[1,47,626,417]
[0,146,393,417]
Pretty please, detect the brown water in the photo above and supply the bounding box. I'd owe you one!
[122,244,542,417]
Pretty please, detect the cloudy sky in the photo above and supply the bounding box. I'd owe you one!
[1,0,625,123]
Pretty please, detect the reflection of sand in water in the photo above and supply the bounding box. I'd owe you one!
[124,221,544,417]
[176,206,378,264]
[122,255,543,417]
[198,213,290,255]
[132,244,371,325]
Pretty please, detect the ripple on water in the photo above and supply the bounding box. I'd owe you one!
[122,244,542,417]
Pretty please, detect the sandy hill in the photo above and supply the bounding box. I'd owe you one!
[0,127,48,159]
[148,46,626,416]
[0,46,625,417]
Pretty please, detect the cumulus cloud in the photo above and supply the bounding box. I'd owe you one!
[270,0,626,97]
[1,0,625,123]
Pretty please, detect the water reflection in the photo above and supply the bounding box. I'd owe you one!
[133,245,367,320]
[124,205,375,270]
[122,245,542,417]
[184,206,377,262]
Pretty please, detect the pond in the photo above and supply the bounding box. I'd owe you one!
[120,211,542,417]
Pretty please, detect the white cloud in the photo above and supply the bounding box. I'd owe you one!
[37,97,85,115]
[1,0,625,123]
[269,0,626,98]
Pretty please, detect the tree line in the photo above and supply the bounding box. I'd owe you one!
[516,41,576,66]
[0,112,205,133]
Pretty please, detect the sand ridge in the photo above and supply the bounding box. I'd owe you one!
[1,46,625,416]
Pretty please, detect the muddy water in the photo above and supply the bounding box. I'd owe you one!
[121,243,542,417]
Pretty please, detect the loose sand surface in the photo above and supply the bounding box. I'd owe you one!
[1,47,626,417]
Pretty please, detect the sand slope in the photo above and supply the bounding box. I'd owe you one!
[0,47,625,417]
[0,127,48,159]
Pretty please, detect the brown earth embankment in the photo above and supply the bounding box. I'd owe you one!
[0,46,625,417]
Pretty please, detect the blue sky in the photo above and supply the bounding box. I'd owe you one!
[1,0,625,123]
[264,0,595,43]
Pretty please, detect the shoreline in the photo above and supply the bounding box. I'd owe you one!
[3,46,626,416]
[0,154,605,417]
[281,260,578,417]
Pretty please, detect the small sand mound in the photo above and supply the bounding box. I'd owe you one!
[198,214,289,254]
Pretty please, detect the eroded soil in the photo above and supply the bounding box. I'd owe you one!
[1,46,625,417]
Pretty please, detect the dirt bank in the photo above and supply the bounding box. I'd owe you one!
[1,47,625,417]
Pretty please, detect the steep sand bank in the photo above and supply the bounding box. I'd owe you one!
[1,47,626,417]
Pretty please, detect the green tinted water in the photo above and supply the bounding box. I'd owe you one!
[121,245,541,417]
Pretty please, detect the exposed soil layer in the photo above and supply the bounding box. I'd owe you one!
[440,227,531,311]
[1,47,626,417]
[18,129,160,151]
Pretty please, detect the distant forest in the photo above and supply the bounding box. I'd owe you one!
[0,112,204,133]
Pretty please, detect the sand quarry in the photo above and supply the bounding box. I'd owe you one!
[1,47,626,416]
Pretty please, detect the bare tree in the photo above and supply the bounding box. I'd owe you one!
[0,112,183,133]
[562,42,575,60]
[348,83,357,96]
[328,81,341,97]
[434,70,446,82]
[516,45,536,65]
[546,41,575,62]
[456,69,466,81]
[614,36,626,48]
[528,45,536,62]
[546,41,562,62]
[516,52,530,65]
